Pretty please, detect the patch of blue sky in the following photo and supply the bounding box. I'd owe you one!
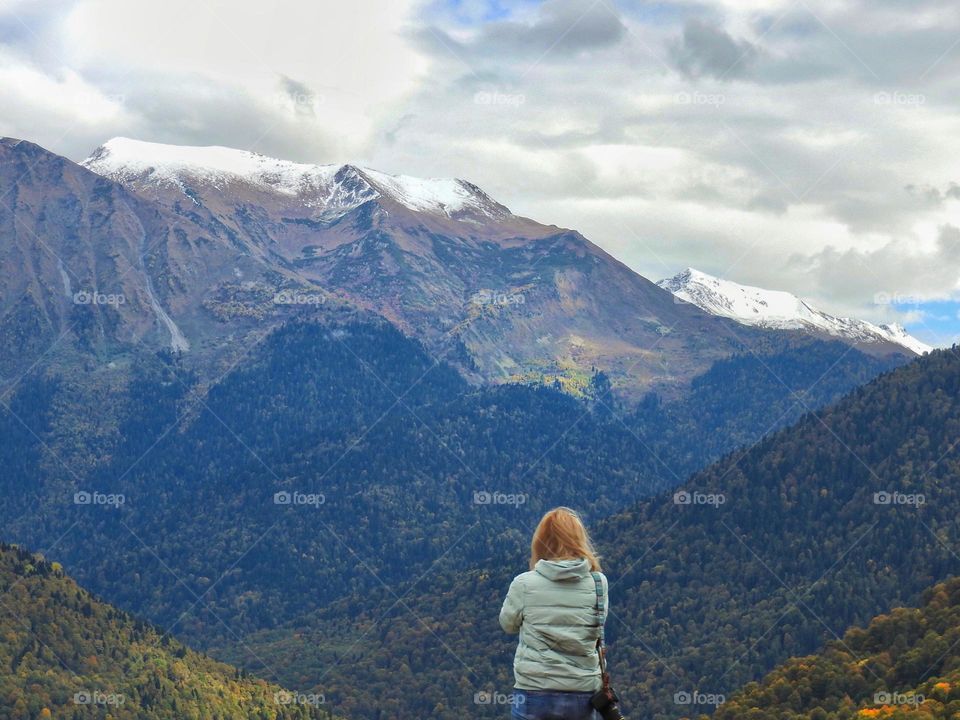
[901,299,960,348]
[427,0,541,26]
[615,1,692,26]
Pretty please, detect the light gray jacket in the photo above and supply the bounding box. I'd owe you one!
[499,558,608,692]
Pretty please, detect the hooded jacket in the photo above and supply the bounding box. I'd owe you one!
[499,558,608,692]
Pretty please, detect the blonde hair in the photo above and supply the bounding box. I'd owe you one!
[530,507,601,571]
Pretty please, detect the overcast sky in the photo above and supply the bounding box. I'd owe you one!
[2,0,959,346]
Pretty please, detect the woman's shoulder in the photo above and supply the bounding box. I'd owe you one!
[510,569,537,586]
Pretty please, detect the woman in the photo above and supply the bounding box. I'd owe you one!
[499,507,608,720]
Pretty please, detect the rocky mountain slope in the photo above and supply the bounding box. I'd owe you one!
[0,137,326,379]
[72,136,861,398]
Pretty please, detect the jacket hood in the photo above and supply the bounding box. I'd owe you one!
[534,557,591,581]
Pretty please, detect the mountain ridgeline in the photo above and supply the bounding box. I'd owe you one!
[659,267,932,355]
[0,137,918,402]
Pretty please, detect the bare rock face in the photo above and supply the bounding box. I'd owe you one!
[0,138,323,380]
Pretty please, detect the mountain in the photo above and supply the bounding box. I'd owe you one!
[625,338,905,474]
[0,542,339,720]
[0,137,326,379]
[74,136,809,398]
[0,136,914,399]
[658,267,932,356]
[81,136,514,223]
[716,576,960,719]
[238,344,960,719]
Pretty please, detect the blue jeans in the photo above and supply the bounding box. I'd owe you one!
[511,689,600,720]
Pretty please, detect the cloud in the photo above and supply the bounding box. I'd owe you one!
[789,224,960,310]
[906,181,960,204]
[416,0,627,64]
[276,76,324,117]
[671,18,758,79]
[0,0,426,160]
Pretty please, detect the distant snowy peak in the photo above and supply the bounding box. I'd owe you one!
[658,268,932,356]
[81,137,511,220]
[874,323,933,356]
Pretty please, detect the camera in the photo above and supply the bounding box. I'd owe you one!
[591,687,626,720]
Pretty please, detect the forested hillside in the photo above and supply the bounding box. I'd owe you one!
[225,346,960,719]
[715,576,960,719]
[628,338,903,479]
[0,542,339,720]
[0,318,891,648]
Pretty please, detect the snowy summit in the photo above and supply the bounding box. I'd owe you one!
[81,137,510,221]
[658,268,932,356]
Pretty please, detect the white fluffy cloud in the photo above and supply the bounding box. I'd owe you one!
[0,0,426,161]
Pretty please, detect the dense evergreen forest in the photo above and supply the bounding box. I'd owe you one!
[627,338,904,480]
[0,542,340,720]
[214,344,960,720]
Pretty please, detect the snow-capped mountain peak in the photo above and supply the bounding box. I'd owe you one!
[81,137,510,220]
[658,268,932,356]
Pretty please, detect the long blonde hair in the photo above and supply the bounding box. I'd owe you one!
[530,507,601,571]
